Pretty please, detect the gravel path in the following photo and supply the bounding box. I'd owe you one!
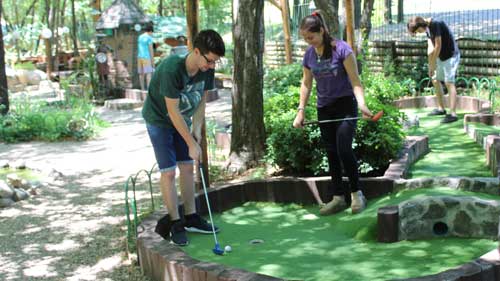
[0,89,232,280]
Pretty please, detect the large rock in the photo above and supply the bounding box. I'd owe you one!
[0,180,14,198]
[0,198,15,208]
[398,196,500,240]
[13,188,29,202]
[15,69,48,86]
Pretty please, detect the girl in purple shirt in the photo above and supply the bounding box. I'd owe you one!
[293,10,374,215]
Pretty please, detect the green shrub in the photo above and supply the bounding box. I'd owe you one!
[361,70,409,104]
[0,97,107,143]
[264,64,406,176]
[265,86,328,175]
[264,63,303,97]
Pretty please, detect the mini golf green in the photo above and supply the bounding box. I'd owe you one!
[178,108,498,280]
[402,108,495,178]
[184,188,497,281]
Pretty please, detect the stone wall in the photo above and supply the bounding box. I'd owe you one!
[398,196,500,240]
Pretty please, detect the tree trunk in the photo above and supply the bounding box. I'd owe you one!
[0,0,9,115]
[384,0,392,24]
[70,0,79,56]
[44,0,53,78]
[312,0,339,38]
[229,0,266,171]
[360,0,375,40]
[52,0,60,73]
[158,0,163,16]
[397,0,403,23]
[354,0,361,29]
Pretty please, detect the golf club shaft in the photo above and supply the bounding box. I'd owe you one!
[199,164,219,246]
[304,116,361,125]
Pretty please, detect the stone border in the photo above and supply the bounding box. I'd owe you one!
[464,113,500,177]
[393,95,491,113]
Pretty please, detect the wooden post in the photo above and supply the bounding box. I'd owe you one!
[44,39,52,79]
[344,0,356,55]
[377,206,399,243]
[186,0,210,188]
[92,0,101,22]
[186,0,199,51]
[280,0,292,64]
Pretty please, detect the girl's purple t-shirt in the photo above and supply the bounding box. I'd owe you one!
[302,40,354,108]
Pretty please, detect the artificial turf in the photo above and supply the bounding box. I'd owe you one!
[403,108,495,178]
[182,107,498,280]
[184,188,498,281]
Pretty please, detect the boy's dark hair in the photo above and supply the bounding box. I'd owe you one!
[407,16,428,35]
[144,24,154,33]
[193,30,225,57]
[300,10,334,60]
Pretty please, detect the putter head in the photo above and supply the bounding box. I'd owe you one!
[371,111,384,122]
[213,243,224,255]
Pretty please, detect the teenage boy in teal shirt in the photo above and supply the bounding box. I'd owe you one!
[142,30,225,246]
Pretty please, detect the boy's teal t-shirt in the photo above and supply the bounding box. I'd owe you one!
[137,33,153,59]
[142,54,214,128]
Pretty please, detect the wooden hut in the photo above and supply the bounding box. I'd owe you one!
[95,0,152,89]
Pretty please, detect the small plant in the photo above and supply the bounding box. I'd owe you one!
[0,96,107,143]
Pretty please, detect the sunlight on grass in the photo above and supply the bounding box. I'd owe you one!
[183,188,498,281]
[402,109,492,178]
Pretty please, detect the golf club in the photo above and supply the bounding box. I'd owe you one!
[199,162,225,255]
[304,110,384,126]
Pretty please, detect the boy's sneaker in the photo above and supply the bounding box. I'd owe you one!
[351,191,367,214]
[185,214,220,234]
[441,114,458,124]
[427,109,446,116]
[155,215,173,240]
[319,196,348,216]
[170,220,188,246]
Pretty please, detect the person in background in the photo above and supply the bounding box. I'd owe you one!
[171,35,189,56]
[137,24,155,90]
[142,30,225,246]
[407,16,460,123]
[293,10,374,215]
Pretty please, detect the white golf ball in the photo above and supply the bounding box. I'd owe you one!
[224,245,232,252]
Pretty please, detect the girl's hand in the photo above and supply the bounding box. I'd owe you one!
[359,104,373,120]
[293,110,305,128]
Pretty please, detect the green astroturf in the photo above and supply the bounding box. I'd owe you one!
[403,108,494,178]
[184,188,498,281]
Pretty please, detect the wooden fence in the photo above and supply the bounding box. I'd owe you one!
[264,39,500,78]
[365,39,500,78]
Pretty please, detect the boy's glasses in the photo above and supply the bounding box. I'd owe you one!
[201,53,218,65]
